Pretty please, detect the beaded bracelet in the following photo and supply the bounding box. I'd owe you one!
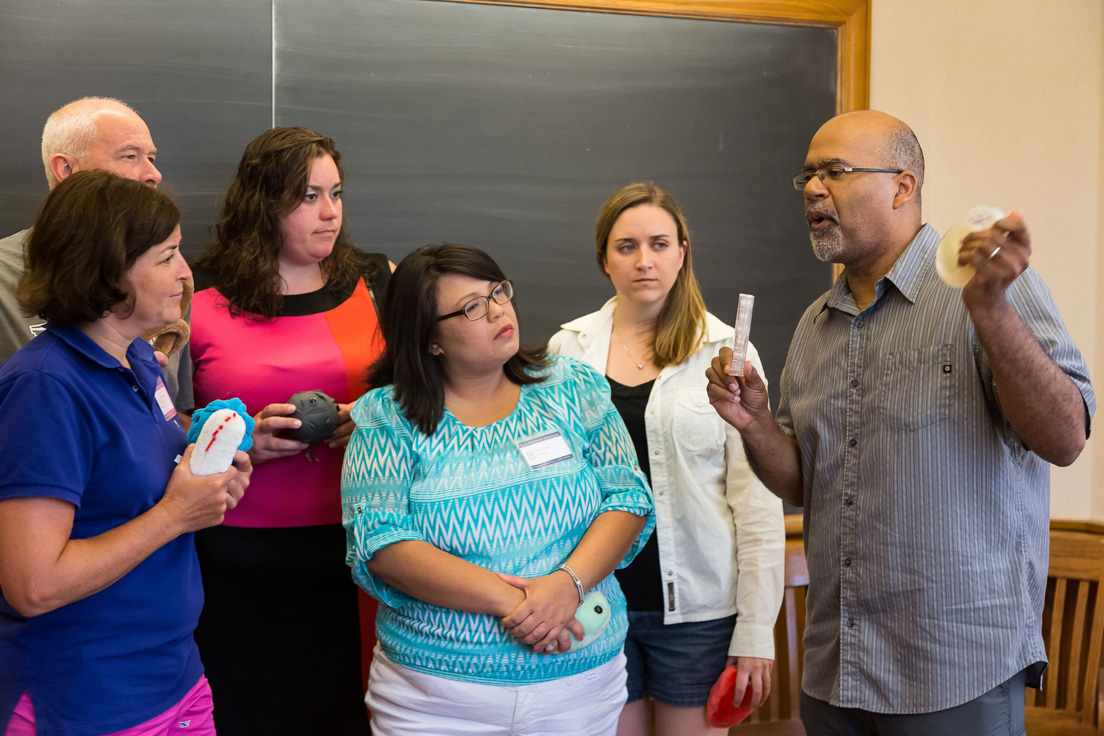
[558,563,585,606]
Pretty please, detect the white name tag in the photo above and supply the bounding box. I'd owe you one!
[155,377,177,421]
[516,430,574,470]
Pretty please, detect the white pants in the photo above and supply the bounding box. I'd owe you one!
[366,647,628,736]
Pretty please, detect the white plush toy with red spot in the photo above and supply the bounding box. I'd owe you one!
[190,409,247,476]
[185,399,255,476]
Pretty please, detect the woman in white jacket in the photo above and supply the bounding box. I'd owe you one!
[548,182,785,736]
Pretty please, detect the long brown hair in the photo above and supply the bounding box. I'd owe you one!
[195,126,377,319]
[595,182,707,367]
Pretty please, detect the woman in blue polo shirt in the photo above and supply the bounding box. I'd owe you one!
[0,170,251,736]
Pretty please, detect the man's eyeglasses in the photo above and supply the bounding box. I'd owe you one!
[437,280,514,322]
[792,166,903,191]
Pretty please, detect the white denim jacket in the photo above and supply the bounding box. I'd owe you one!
[548,298,785,658]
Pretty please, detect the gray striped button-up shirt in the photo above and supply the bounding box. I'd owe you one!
[776,224,1095,713]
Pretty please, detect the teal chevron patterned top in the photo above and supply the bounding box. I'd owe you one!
[341,355,654,685]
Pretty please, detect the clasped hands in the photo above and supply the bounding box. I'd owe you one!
[497,569,585,655]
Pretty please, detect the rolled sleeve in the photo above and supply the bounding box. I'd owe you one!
[971,270,1099,443]
[340,389,425,609]
[569,358,654,568]
[725,345,785,660]
[987,270,1095,434]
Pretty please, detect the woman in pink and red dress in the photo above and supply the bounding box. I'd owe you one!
[186,127,392,735]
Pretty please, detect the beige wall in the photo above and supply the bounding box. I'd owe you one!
[870,0,1102,519]
[1097,6,1104,521]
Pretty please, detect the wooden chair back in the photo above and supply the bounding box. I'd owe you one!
[734,515,808,735]
[729,518,1104,736]
[1024,521,1104,736]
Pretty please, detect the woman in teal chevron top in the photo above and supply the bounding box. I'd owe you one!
[341,243,654,735]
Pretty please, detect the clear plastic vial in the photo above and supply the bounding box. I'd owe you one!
[728,293,755,376]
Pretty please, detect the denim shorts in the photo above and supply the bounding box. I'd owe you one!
[622,611,736,708]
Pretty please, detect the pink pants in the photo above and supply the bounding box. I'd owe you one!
[5,675,215,736]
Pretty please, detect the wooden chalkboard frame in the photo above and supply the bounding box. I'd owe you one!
[445,0,870,279]
[445,0,869,113]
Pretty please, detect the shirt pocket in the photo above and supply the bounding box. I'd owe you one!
[877,344,956,431]
[672,387,725,453]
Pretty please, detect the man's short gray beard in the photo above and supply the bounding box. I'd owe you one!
[809,226,844,262]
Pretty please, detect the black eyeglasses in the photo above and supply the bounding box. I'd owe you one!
[792,165,903,191]
[437,280,514,322]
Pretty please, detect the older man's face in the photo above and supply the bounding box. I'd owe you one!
[76,109,162,188]
[801,118,899,266]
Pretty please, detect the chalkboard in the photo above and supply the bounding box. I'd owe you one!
[276,0,837,405]
[0,0,843,408]
[0,0,273,257]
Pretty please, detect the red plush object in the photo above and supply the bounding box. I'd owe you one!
[706,664,754,728]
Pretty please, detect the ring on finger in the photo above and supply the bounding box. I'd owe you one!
[988,246,1002,260]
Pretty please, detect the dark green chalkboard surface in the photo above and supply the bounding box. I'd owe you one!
[0,0,837,405]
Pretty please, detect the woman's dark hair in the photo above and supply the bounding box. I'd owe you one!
[194,126,378,320]
[18,169,180,324]
[368,242,549,435]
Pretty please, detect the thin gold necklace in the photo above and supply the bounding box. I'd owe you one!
[613,325,647,370]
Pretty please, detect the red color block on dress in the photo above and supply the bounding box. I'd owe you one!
[706,664,754,728]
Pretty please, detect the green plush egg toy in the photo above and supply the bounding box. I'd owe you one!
[568,592,612,651]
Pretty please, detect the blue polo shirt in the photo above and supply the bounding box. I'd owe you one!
[0,324,203,736]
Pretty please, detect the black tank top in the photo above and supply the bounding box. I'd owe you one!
[606,376,663,611]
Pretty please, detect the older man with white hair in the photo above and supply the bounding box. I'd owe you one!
[0,98,162,360]
[0,98,192,399]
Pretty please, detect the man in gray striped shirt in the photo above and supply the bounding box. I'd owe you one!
[707,110,1094,735]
